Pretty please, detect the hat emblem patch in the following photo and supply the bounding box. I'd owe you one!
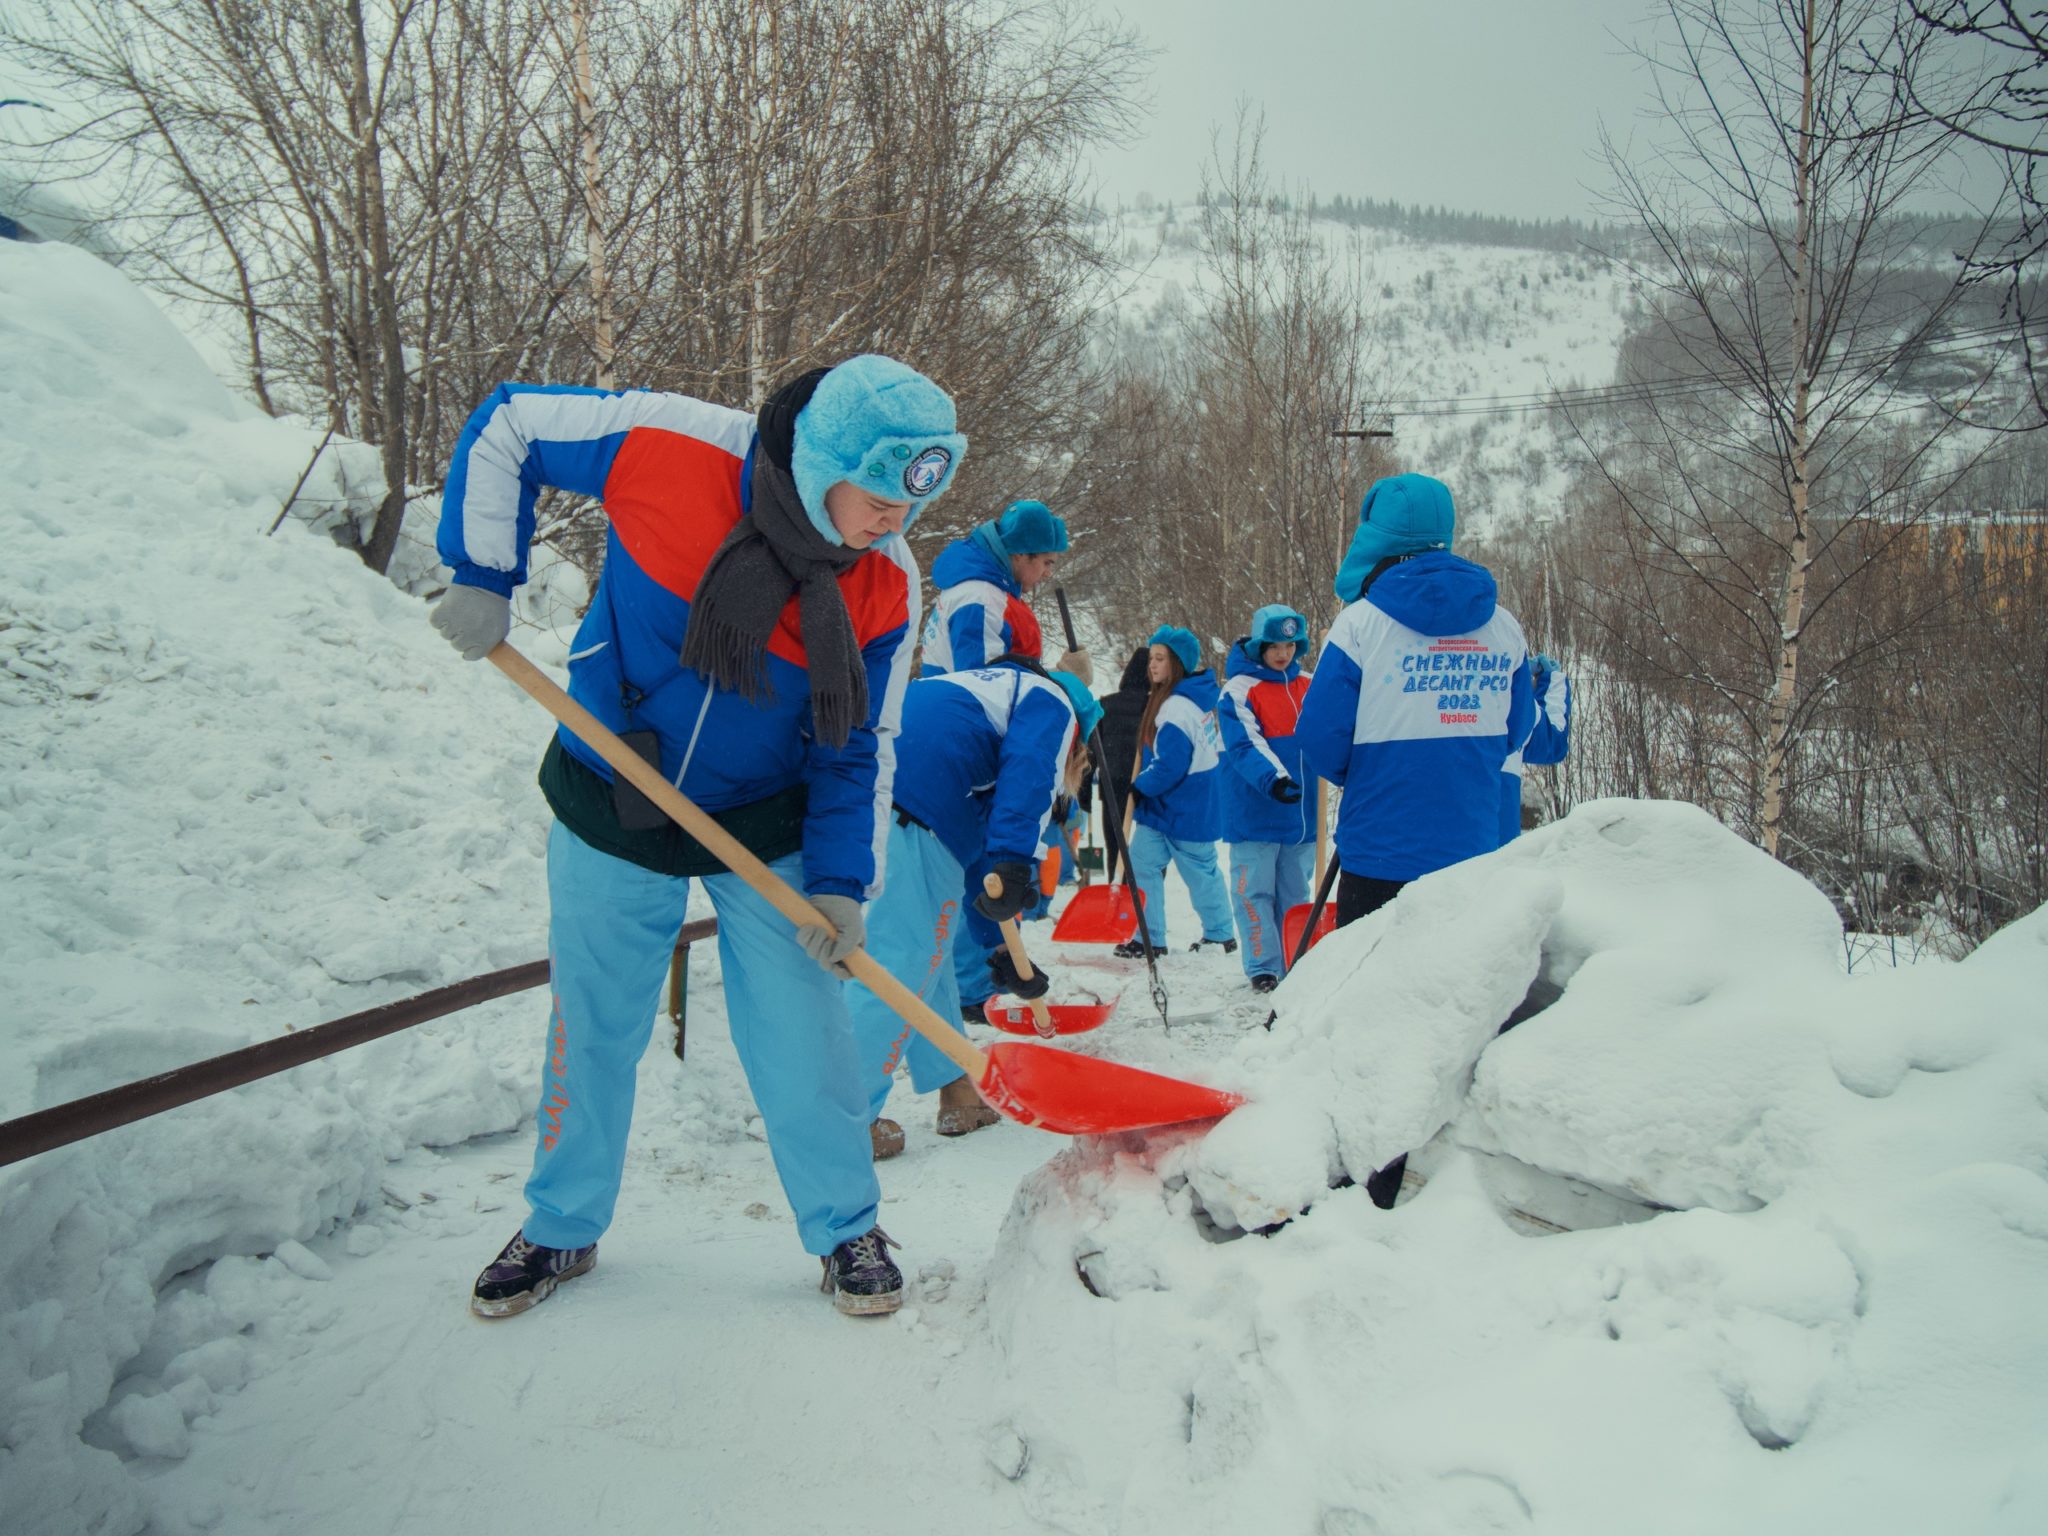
[1280,618,1299,637]
[904,446,952,497]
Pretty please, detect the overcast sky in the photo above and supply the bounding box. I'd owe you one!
[1083,0,1706,221]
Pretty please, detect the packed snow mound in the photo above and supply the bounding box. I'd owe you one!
[0,237,558,1533]
[984,803,2048,1534]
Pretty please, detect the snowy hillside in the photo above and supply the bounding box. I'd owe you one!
[3,238,2046,1536]
[1110,210,1641,537]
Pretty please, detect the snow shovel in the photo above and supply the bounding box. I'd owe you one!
[1282,853,1341,973]
[485,644,1239,1134]
[980,873,1113,1038]
[1048,587,1140,945]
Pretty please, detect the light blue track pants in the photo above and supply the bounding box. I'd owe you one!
[523,822,880,1257]
[848,820,972,1121]
[1229,840,1316,978]
[1129,822,1236,947]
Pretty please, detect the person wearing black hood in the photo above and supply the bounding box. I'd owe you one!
[1085,645,1151,884]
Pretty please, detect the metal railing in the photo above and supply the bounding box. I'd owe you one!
[0,918,717,1169]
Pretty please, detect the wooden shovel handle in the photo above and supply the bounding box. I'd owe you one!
[486,644,989,1082]
[982,872,1056,1037]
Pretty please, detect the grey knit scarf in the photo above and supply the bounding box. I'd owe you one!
[679,449,868,749]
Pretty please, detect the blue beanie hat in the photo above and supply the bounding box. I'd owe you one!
[1045,668,1104,742]
[1335,473,1455,601]
[1147,625,1202,676]
[1249,604,1308,649]
[993,498,1070,555]
[790,355,968,545]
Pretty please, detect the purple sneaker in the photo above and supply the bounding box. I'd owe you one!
[818,1227,903,1316]
[471,1231,596,1318]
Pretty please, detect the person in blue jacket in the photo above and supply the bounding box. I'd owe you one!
[428,355,964,1319]
[1116,625,1237,957]
[921,497,1089,1022]
[1500,654,1571,842]
[921,498,1089,679]
[1298,471,1532,1210]
[849,664,1101,1158]
[1218,604,1316,993]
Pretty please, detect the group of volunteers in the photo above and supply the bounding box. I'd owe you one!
[426,353,1570,1323]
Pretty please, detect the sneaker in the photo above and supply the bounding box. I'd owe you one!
[470,1231,596,1318]
[819,1226,903,1316]
[1249,972,1279,995]
[1189,937,1238,955]
[1112,938,1153,959]
[935,1076,1000,1138]
[870,1117,905,1161]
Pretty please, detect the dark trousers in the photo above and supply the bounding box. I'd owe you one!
[1334,870,1409,1209]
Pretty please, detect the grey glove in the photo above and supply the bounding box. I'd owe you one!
[430,584,511,661]
[1054,647,1094,687]
[797,894,864,977]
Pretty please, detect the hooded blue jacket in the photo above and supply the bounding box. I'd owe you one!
[921,529,1031,675]
[891,664,1080,870]
[1217,641,1314,845]
[436,383,918,901]
[1299,551,1533,882]
[1131,669,1224,842]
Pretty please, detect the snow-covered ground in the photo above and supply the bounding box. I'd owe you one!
[5,236,2047,1536]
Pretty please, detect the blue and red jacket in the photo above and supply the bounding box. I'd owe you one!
[919,527,1042,674]
[1131,670,1224,842]
[436,383,918,901]
[1218,641,1314,846]
[892,665,1079,871]
[1299,552,1533,882]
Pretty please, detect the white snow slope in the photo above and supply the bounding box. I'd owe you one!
[4,238,2046,1536]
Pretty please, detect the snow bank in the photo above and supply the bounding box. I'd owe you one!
[984,801,2048,1533]
[0,238,553,1531]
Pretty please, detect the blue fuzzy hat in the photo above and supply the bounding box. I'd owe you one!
[1148,625,1202,676]
[994,499,1069,555]
[791,355,968,545]
[1045,668,1104,742]
[1249,604,1308,650]
[1335,473,1455,600]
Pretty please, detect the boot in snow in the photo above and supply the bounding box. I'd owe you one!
[959,999,990,1027]
[471,1231,596,1318]
[820,1226,903,1315]
[935,1075,1000,1137]
[1249,972,1279,995]
[1112,938,1153,959]
[870,1117,905,1161]
[1188,936,1237,955]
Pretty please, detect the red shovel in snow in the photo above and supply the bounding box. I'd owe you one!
[487,645,1241,1135]
[980,874,1114,1037]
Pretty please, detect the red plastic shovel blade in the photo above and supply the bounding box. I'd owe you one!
[976,1041,1244,1135]
[981,1000,1116,1036]
[1281,902,1336,971]
[1051,884,1139,944]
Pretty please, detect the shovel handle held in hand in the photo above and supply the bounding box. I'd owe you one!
[984,872,1057,1039]
[485,644,989,1084]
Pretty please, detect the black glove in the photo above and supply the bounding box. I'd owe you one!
[1270,777,1303,804]
[974,861,1036,923]
[988,945,1050,999]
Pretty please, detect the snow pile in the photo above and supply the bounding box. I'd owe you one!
[984,801,2048,1533]
[0,239,558,1531]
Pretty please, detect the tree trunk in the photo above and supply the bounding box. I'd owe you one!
[351,0,411,577]
[573,0,618,390]
[1758,0,1819,860]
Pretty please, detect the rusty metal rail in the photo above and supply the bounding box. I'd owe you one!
[0,917,718,1169]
